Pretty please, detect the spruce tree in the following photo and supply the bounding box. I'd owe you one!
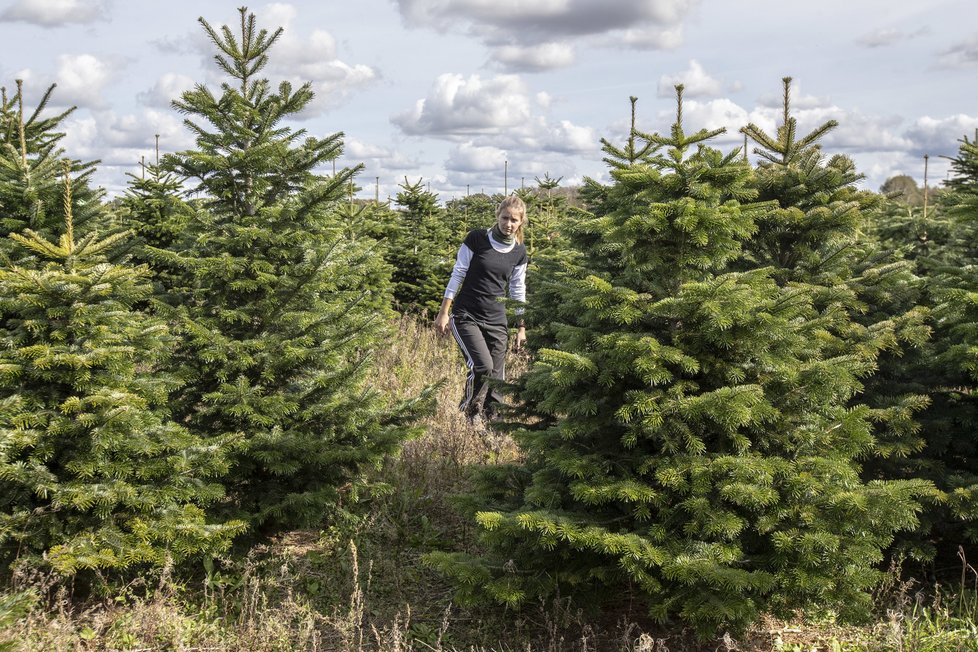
[146,8,425,531]
[0,166,242,574]
[427,88,929,637]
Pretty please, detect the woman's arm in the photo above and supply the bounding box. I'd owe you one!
[510,261,528,349]
[435,241,472,335]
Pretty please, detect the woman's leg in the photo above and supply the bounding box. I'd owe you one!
[480,321,509,418]
[450,313,493,419]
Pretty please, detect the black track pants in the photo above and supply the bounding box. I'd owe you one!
[450,312,508,418]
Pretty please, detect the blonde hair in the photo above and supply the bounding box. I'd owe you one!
[496,194,527,244]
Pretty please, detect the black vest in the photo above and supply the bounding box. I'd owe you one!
[453,228,527,324]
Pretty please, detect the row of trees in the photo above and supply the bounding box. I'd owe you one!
[2,6,977,638]
[428,86,978,636]
[0,9,435,574]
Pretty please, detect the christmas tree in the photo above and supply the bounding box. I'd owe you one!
[428,88,929,637]
[115,152,196,304]
[387,177,452,317]
[0,165,242,574]
[0,80,106,261]
[142,7,428,531]
[738,80,941,565]
[882,132,978,554]
[443,192,500,243]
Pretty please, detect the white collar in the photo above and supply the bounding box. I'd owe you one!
[487,227,516,253]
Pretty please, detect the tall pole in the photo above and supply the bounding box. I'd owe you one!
[375,176,379,204]
[923,154,930,220]
[504,160,508,195]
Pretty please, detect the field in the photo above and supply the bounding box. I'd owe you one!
[1,316,976,652]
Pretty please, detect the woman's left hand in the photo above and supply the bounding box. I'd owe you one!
[513,326,527,351]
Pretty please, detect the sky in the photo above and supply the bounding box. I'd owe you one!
[1,0,976,203]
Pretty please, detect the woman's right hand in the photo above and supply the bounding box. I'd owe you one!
[434,309,450,336]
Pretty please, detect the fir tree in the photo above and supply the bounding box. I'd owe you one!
[427,88,929,637]
[146,8,427,531]
[0,166,242,574]
[0,80,106,261]
[883,132,978,554]
[740,78,935,560]
[524,173,567,261]
[869,197,951,275]
[387,177,452,317]
[444,192,500,242]
[116,158,196,303]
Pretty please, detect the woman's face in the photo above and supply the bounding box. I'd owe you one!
[496,207,524,236]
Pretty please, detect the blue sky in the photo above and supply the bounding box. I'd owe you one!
[1,0,975,202]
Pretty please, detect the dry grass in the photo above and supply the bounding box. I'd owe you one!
[375,314,526,486]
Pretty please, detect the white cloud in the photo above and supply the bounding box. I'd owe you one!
[61,108,194,193]
[822,112,912,152]
[541,119,600,154]
[756,80,832,111]
[64,109,192,158]
[446,142,507,173]
[939,36,978,68]
[0,0,110,27]
[137,73,196,109]
[394,0,696,68]
[54,53,120,109]
[903,114,978,156]
[439,141,596,196]
[664,98,751,144]
[254,7,378,115]
[176,4,377,115]
[657,60,723,98]
[342,137,423,173]
[744,101,913,153]
[618,24,683,49]
[647,94,922,160]
[258,2,297,32]
[389,69,600,195]
[392,73,533,136]
[854,150,951,192]
[856,26,928,48]
[492,42,576,72]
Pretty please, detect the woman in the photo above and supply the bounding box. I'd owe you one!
[434,195,528,424]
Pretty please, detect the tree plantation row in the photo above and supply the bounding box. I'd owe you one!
[2,7,977,639]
